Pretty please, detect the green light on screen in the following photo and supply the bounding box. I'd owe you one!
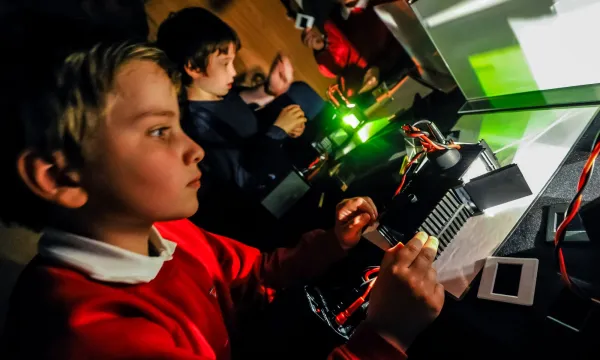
[469,45,538,98]
[343,114,360,129]
[356,118,390,143]
[357,126,370,143]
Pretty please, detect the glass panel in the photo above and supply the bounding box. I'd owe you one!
[412,0,600,100]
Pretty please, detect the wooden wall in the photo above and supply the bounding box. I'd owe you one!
[145,0,334,96]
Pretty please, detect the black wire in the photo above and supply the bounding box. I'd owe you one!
[314,287,337,330]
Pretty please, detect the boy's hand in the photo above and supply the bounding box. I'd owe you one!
[289,123,305,138]
[266,54,294,96]
[274,105,307,135]
[334,197,378,250]
[366,232,444,352]
[302,28,326,51]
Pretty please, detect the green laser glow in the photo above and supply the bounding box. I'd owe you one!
[468,45,538,98]
[356,118,392,143]
[343,114,360,129]
[357,125,370,143]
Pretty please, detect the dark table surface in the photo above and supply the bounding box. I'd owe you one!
[225,89,600,358]
[276,108,600,359]
[405,114,600,360]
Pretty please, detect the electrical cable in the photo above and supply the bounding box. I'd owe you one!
[394,151,424,197]
[334,121,462,326]
[335,267,380,326]
[314,287,337,330]
[412,119,433,128]
[554,129,600,305]
[392,124,461,197]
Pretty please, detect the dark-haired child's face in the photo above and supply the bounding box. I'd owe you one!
[194,42,237,98]
[81,60,204,223]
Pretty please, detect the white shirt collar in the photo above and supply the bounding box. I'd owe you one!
[38,227,177,284]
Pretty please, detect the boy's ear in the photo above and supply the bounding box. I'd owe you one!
[184,62,205,80]
[16,150,88,209]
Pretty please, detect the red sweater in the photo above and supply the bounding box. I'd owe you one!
[2,219,406,359]
[317,1,410,79]
[315,20,368,78]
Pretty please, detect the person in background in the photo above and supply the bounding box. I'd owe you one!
[285,0,410,97]
[0,39,444,359]
[282,0,369,30]
[157,7,325,195]
[301,21,367,79]
[301,24,380,98]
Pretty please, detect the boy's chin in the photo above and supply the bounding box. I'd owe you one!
[158,201,199,222]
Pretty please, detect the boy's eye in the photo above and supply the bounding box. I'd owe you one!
[149,127,170,138]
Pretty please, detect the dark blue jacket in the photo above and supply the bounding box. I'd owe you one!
[183,91,291,193]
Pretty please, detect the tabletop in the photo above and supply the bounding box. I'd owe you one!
[409,108,600,359]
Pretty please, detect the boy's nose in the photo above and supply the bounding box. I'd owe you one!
[185,136,204,165]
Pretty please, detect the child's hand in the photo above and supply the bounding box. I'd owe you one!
[334,197,378,250]
[289,123,305,138]
[302,28,326,51]
[274,105,307,135]
[366,232,444,352]
[266,54,294,96]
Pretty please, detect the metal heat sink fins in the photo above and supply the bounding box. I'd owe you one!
[418,190,474,258]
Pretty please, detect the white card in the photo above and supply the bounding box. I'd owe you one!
[295,13,315,29]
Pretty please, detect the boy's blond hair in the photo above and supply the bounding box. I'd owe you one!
[1,42,180,231]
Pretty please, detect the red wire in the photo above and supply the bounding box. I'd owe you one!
[363,267,380,281]
[335,268,380,326]
[394,152,423,197]
[307,157,321,170]
[554,141,600,301]
[394,125,461,198]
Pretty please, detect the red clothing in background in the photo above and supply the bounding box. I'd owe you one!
[315,20,368,78]
[317,0,410,79]
[2,219,406,359]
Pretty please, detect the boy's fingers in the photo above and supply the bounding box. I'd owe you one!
[272,53,283,66]
[434,283,445,301]
[348,213,371,230]
[395,232,428,267]
[337,198,371,222]
[426,267,438,285]
[362,196,378,219]
[291,106,304,114]
[380,241,404,268]
[285,107,303,117]
[294,116,307,125]
[409,236,439,271]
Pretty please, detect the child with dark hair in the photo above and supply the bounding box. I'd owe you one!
[157,7,325,194]
[0,38,444,360]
